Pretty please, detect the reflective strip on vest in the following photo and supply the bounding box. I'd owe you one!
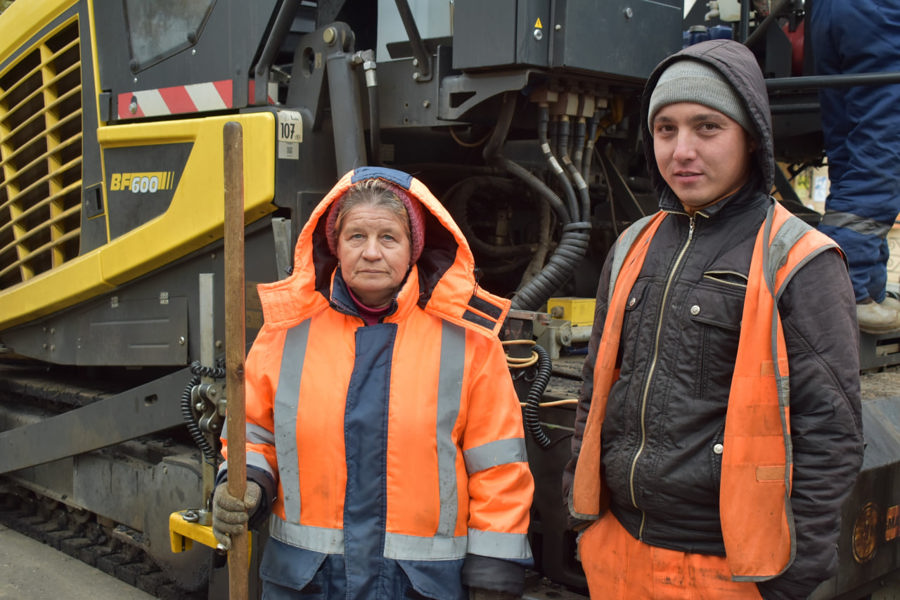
[384,532,467,560]
[468,529,533,561]
[436,322,466,538]
[608,213,659,306]
[274,320,311,522]
[270,517,344,554]
[247,451,276,479]
[463,438,528,474]
[222,421,276,446]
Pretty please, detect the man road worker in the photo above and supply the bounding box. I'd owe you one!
[565,39,864,599]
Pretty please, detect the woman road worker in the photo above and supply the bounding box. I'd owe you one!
[212,167,534,599]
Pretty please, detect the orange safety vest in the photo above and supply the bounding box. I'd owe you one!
[572,201,839,580]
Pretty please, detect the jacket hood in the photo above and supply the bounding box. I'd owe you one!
[640,39,775,210]
[257,167,510,335]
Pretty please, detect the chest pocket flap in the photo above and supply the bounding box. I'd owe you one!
[687,280,745,331]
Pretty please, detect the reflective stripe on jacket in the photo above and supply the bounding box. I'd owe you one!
[572,201,839,579]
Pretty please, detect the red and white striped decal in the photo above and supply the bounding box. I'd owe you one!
[118,80,233,119]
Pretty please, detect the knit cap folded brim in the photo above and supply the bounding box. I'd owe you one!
[647,59,753,135]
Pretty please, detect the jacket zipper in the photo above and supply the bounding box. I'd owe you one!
[629,214,695,539]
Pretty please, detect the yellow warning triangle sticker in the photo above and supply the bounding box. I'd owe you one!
[535,17,543,29]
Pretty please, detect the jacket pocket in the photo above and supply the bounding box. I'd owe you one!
[259,538,327,594]
[687,283,744,331]
[687,284,744,401]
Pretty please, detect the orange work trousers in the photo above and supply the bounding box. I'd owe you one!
[578,512,764,600]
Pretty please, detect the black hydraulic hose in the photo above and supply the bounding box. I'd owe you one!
[572,118,587,177]
[356,50,382,166]
[181,373,217,462]
[496,157,571,226]
[511,220,591,310]
[482,92,517,162]
[583,110,600,183]
[479,93,571,225]
[367,83,381,165]
[523,344,553,449]
[538,106,579,223]
[558,117,591,222]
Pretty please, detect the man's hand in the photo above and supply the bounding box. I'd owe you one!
[211,481,262,551]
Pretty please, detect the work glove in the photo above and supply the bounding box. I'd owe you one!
[212,480,262,551]
[469,589,520,600]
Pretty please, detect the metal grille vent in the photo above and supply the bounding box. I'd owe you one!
[0,18,82,291]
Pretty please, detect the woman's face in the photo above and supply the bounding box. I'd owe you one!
[336,204,412,308]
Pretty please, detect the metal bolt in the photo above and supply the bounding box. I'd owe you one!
[533,29,543,41]
[412,72,421,81]
[183,510,200,523]
[178,336,186,345]
[323,27,336,45]
[623,7,634,19]
[195,402,204,411]
[423,100,431,109]
[412,58,419,67]
[555,24,562,31]
[191,48,197,55]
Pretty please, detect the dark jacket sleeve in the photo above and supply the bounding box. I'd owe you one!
[462,555,525,596]
[561,247,615,520]
[756,249,864,599]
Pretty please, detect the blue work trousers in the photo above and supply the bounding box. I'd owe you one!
[810,0,900,301]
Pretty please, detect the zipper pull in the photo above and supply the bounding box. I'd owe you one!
[688,214,696,241]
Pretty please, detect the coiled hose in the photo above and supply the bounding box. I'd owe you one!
[523,344,553,448]
[181,360,225,463]
[511,221,591,311]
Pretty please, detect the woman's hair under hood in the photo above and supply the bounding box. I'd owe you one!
[325,178,427,264]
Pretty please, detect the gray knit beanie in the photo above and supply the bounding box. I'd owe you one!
[647,59,753,135]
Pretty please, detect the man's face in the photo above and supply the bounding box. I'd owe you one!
[652,102,754,214]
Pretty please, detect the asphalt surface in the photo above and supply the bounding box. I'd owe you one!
[0,522,155,600]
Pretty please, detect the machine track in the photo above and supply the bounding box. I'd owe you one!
[0,482,207,599]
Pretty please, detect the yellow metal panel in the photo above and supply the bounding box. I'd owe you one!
[98,112,276,286]
[0,112,276,329]
[547,297,597,327]
[0,252,112,321]
[0,0,79,74]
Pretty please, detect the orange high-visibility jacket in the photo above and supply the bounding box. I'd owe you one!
[221,168,532,595]
[572,201,839,579]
